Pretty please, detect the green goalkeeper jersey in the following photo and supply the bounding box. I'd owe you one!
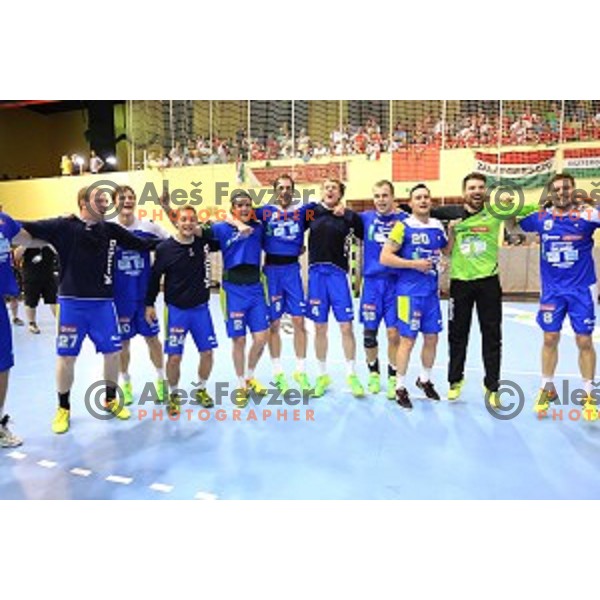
[449,203,538,281]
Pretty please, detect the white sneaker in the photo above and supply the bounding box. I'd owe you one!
[0,415,23,448]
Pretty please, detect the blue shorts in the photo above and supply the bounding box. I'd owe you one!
[0,302,14,372]
[264,263,306,320]
[397,294,443,339]
[221,281,270,338]
[56,298,122,356]
[115,298,160,341]
[360,275,398,330]
[307,264,354,323]
[537,286,597,335]
[164,302,218,354]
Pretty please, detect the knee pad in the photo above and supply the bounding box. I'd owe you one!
[363,329,378,349]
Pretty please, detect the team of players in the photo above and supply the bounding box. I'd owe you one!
[0,171,599,446]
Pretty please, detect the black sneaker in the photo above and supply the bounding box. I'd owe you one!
[416,378,440,400]
[395,387,413,411]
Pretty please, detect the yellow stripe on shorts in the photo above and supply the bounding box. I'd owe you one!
[398,296,411,324]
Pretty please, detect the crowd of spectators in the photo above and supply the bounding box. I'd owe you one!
[145,102,600,170]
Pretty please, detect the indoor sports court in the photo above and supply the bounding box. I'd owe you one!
[2,100,600,500]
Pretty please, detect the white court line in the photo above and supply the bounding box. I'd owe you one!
[7,451,27,460]
[194,491,218,500]
[149,483,174,493]
[70,468,92,477]
[37,459,57,469]
[106,475,133,485]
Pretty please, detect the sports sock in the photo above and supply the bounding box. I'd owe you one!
[367,358,379,374]
[58,391,70,410]
[388,364,397,378]
[420,368,431,383]
[346,360,355,376]
[272,358,283,375]
[396,375,406,390]
[296,358,306,373]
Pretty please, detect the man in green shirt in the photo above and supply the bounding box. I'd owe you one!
[430,172,536,403]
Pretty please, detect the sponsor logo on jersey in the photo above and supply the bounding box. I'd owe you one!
[362,303,376,310]
[562,235,583,241]
[230,311,244,318]
[470,226,490,233]
[309,299,321,305]
[169,327,185,334]
[539,304,556,311]
[60,325,77,333]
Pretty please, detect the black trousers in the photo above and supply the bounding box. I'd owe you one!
[448,275,502,392]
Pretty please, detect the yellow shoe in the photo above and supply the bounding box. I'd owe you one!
[583,397,598,422]
[448,380,464,401]
[232,388,249,408]
[52,407,70,434]
[122,381,133,406]
[247,378,268,396]
[106,399,131,420]
[195,388,214,408]
[533,388,557,415]
[167,393,182,417]
[484,387,500,409]
[156,379,167,403]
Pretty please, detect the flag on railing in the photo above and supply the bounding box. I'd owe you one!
[392,146,440,182]
[563,148,600,179]
[474,150,556,189]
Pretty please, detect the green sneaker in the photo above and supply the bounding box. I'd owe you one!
[448,380,464,401]
[156,379,166,403]
[312,374,332,398]
[293,371,313,392]
[122,381,133,406]
[195,388,214,408]
[387,376,396,400]
[367,372,380,394]
[273,372,289,393]
[348,374,365,398]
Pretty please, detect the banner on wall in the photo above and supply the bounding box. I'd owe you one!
[392,146,440,182]
[563,147,600,178]
[248,162,348,186]
[474,150,556,188]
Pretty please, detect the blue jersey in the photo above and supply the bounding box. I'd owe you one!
[519,207,600,292]
[388,215,448,296]
[361,210,407,277]
[0,212,21,296]
[21,217,159,299]
[209,221,263,269]
[256,202,317,257]
[113,218,170,303]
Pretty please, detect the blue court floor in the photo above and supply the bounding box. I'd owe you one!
[2,297,600,500]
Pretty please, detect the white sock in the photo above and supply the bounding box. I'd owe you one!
[541,376,554,390]
[296,358,306,373]
[583,380,592,396]
[246,369,255,380]
[318,361,327,376]
[156,368,165,380]
[196,379,206,390]
[272,358,283,375]
[169,382,178,394]
[238,376,246,389]
[121,373,131,383]
[396,375,406,390]
[420,368,431,383]
[346,360,355,376]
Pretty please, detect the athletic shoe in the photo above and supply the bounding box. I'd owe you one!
[28,323,40,334]
[195,388,214,408]
[533,388,557,415]
[122,381,133,406]
[448,380,464,401]
[167,393,182,417]
[106,399,131,420]
[273,373,289,393]
[0,415,22,448]
[484,387,500,409]
[387,376,396,400]
[12,317,24,326]
[247,378,268,396]
[232,388,249,408]
[52,407,70,434]
[583,396,598,422]
[155,379,166,403]
[416,378,441,400]
[396,387,413,411]
[312,374,332,398]
[347,374,365,398]
[293,371,313,393]
[368,372,381,394]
